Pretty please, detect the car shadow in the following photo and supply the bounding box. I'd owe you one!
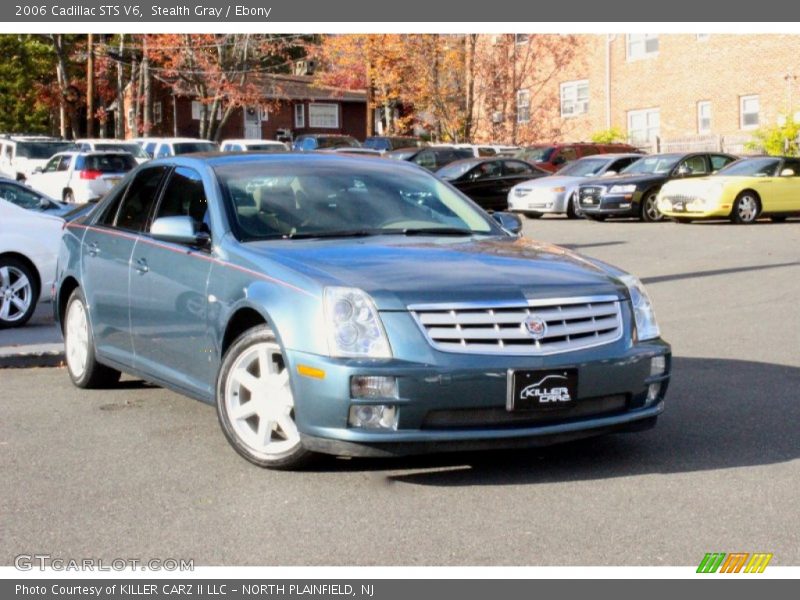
[558,241,627,251]
[308,357,800,485]
[640,262,799,285]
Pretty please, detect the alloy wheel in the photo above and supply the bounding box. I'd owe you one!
[643,193,663,222]
[65,298,90,378]
[0,266,32,324]
[737,195,758,223]
[223,342,300,459]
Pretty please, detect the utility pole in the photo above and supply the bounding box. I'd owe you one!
[87,33,95,137]
[365,36,375,138]
[143,35,152,136]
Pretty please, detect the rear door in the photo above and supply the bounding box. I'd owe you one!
[80,166,168,365]
[128,166,214,397]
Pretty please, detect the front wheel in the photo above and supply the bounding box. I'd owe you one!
[640,190,664,222]
[64,288,121,388]
[730,192,760,224]
[0,257,37,328]
[216,325,314,470]
[566,193,583,219]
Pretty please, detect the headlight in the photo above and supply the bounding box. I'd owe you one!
[619,275,660,341]
[550,186,566,193]
[609,184,637,194]
[324,287,392,358]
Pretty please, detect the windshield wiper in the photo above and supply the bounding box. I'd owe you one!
[400,227,476,236]
[284,229,377,240]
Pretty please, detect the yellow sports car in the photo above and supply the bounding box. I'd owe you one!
[657,156,800,223]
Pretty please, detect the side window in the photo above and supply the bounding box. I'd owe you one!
[710,154,735,171]
[560,147,578,162]
[114,167,168,232]
[782,159,800,175]
[580,146,600,157]
[155,145,172,158]
[57,156,72,171]
[503,160,534,176]
[478,147,495,157]
[43,156,61,173]
[0,183,44,210]
[151,167,209,233]
[414,150,436,169]
[679,155,708,175]
[611,157,637,172]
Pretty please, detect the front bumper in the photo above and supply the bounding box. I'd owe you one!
[508,190,569,214]
[658,195,731,219]
[579,191,641,217]
[284,339,671,457]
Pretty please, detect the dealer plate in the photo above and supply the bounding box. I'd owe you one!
[506,369,578,411]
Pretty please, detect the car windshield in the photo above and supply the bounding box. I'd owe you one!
[716,157,781,177]
[515,147,554,162]
[0,183,48,210]
[557,158,613,177]
[215,160,498,241]
[93,143,150,159]
[436,160,481,180]
[316,137,360,149]
[173,142,219,155]
[76,154,138,172]
[15,141,77,159]
[621,155,681,175]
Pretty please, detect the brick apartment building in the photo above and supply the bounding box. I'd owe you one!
[474,34,800,151]
[124,73,367,143]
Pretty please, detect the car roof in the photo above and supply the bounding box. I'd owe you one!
[150,151,428,171]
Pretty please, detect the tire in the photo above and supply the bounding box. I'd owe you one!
[523,212,543,219]
[566,193,583,219]
[0,257,38,328]
[585,214,607,222]
[730,191,760,224]
[63,189,75,204]
[216,325,314,470]
[640,189,664,222]
[64,288,121,388]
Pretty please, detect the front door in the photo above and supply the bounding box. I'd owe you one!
[128,166,214,398]
[244,106,261,139]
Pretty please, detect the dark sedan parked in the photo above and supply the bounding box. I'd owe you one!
[437,158,548,211]
[387,146,474,171]
[577,152,737,222]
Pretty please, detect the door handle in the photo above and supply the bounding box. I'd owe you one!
[134,258,149,274]
[86,242,100,257]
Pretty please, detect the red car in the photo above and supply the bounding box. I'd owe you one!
[515,142,643,173]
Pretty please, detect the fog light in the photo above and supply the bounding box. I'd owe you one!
[646,383,661,405]
[350,375,398,399]
[348,405,398,429]
[650,355,666,376]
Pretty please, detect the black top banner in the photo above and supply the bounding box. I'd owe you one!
[2,0,799,22]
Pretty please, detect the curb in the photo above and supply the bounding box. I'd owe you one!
[0,345,65,369]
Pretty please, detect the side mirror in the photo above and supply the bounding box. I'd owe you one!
[780,168,795,177]
[492,211,523,235]
[151,216,210,246]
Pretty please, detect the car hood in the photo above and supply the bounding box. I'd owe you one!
[582,173,667,189]
[243,236,627,310]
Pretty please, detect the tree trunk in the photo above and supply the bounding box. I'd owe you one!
[86,33,95,137]
[142,36,152,136]
[115,35,125,139]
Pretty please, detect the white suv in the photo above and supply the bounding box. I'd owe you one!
[150,138,219,158]
[75,139,150,164]
[220,139,288,152]
[26,151,137,203]
[0,136,78,181]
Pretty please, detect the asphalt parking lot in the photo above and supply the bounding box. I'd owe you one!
[2,216,799,566]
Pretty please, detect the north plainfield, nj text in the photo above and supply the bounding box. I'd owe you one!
[151,5,272,19]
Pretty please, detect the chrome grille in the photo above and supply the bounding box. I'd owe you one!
[661,194,701,204]
[409,296,623,355]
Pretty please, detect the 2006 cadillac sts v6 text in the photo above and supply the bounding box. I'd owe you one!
[54,154,671,469]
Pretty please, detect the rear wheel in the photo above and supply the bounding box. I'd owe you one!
[64,288,121,388]
[216,325,314,470]
[0,257,37,328]
[640,189,664,222]
[730,192,760,224]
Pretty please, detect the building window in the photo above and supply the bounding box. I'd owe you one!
[127,108,135,127]
[516,90,531,124]
[514,34,530,45]
[153,101,162,124]
[308,103,339,128]
[560,80,589,117]
[696,34,710,41]
[191,101,221,120]
[740,95,760,129]
[294,103,305,128]
[697,101,711,134]
[627,108,660,144]
[626,34,659,60]
[260,106,269,122]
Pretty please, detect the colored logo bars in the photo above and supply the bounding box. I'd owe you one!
[697,552,773,573]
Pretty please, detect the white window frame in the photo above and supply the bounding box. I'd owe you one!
[697,101,712,134]
[308,103,340,129]
[191,101,221,121]
[153,101,162,124]
[560,80,589,117]
[294,103,305,128]
[516,90,531,124]
[626,34,659,60]
[627,108,660,145]
[740,95,760,130]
